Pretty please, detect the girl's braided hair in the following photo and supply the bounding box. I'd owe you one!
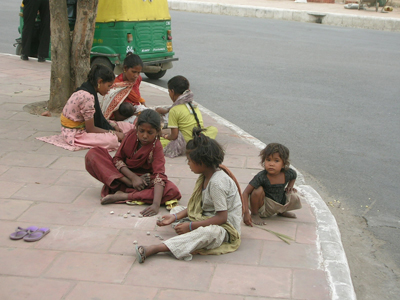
[137,109,161,132]
[186,127,224,168]
[259,143,290,170]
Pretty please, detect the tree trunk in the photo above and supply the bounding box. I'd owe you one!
[48,0,71,112]
[71,0,98,90]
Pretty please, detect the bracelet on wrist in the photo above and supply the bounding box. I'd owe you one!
[189,222,193,231]
[173,213,177,221]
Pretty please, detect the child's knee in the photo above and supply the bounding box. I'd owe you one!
[252,186,265,198]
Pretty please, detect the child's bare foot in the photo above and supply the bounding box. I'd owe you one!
[101,191,128,205]
[251,214,267,226]
[278,212,297,218]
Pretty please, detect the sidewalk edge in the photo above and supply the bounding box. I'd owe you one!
[142,80,357,300]
[168,0,400,32]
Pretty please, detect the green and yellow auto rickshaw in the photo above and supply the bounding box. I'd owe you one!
[15,0,178,79]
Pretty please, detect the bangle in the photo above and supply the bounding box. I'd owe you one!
[189,222,193,231]
[173,213,177,221]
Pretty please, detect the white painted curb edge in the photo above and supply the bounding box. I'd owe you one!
[143,80,357,300]
[168,0,400,32]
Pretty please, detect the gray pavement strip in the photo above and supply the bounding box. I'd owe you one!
[143,80,357,300]
[168,0,400,32]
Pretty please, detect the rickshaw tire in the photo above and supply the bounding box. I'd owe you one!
[144,70,167,80]
[15,44,22,56]
[91,57,114,71]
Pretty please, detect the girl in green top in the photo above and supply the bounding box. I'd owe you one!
[157,76,217,158]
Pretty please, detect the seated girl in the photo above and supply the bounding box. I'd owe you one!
[85,109,181,217]
[101,53,147,121]
[157,76,218,158]
[135,127,242,263]
[37,64,134,151]
[242,143,302,226]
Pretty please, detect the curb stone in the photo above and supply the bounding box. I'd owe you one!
[168,0,400,32]
[142,80,358,300]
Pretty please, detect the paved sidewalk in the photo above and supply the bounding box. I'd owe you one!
[169,0,400,31]
[0,53,355,300]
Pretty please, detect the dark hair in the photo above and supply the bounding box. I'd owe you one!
[118,102,136,118]
[186,127,224,169]
[136,109,161,132]
[123,52,144,69]
[168,75,190,95]
[87,64,115,87]
[259,143,290,170]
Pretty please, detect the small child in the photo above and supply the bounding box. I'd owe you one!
[113,102,136,121]
[242,143,302,226]
[135,127,242,263]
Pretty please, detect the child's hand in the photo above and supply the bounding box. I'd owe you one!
[174,222,191,235]
[285,187,297,193]
[163,134,169,140]
[115,131,125,142]
[156,214,175,226]
[113,124,123,132]
[131,176,148,191]
[140,204,159,217]
[243,211,253,227]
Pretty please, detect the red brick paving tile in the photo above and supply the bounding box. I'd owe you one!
[0,166,65,184]
[164,163,197,179]
[18,203,95,226]
[246,156,263,170]
[156,289,245,300]
[296,223,318,245]
[0,199,33,220]
[210,264,291,298]
[174,177,197,195]
[34,226,119,253]
[0,248,59,277]
[0,276,71,300]
[194,238,263,265]
[109,228,175,256]
[228,167,260,184]
[72,187,102,207]
[49,156,86,171]
[125,258,214,291]
[224,143,261,156]
[0,152,58,168]
[241,220,297,242]
[165,155,187,165]
[223,154,247,168]
[260,241,320,269]
[66,282,158,300]
[11,184,84,203]
[44,252,133,283]
[292,269,331,300]
[54,170,103,188]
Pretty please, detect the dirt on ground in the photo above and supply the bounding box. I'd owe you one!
[305,174,400,300]
[23,101,60,118]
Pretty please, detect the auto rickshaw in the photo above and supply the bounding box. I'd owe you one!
[15,0,178,79]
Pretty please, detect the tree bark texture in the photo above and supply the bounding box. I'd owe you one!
[48,0,71,112]
[71,0,98,90]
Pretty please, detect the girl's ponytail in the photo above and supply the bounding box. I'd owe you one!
[186,127,224,168]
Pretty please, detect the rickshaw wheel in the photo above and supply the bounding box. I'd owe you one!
[144,70,167,80]
[15,44,22,56]
[91,57,114,71]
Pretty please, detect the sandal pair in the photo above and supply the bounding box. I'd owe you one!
[9,226,50,242]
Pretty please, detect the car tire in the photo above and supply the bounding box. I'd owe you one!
[144,70,167,80]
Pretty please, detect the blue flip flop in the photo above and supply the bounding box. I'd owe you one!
[9,226,38,240]
[23,227,50,242]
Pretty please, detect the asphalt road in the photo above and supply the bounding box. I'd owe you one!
[1,0,399,269]
[147,11,400,265]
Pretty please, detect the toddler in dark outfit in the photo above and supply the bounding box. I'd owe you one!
[242,143,302,226]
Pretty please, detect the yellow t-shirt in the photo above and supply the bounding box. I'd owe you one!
[168,103,204,143]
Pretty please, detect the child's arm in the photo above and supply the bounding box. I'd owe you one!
[242,184,254,227]
[163,128,179,141]
[285,179,297,193]
[174,210,227,235]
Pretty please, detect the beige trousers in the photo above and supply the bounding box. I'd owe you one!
[258,192,302,218]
